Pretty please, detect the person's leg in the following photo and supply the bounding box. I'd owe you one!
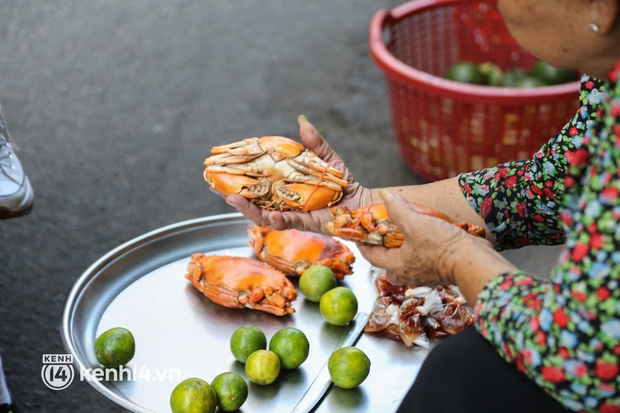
[0,356,9,406]
[0,99,34,219]
[0,355,20,413]
[397,327,570,413]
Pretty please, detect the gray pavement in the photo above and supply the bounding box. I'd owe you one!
[0,1,562,412]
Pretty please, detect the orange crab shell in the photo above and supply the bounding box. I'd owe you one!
[203,136,348,211]
[185,253,297,316]
[325,202,486,248]
[247,225,356,280]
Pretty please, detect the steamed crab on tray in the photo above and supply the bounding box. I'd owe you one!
[184,223,358,315]
[248,225,355,280]
[203,135,348,211]
[185,253,297,316]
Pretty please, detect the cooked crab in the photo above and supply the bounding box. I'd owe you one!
[185,253,297,316]
[248,225,355,280]
[203,136,348,211]
[326,202,486,248]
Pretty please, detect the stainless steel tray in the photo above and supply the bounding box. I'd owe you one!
[61,213,432,413]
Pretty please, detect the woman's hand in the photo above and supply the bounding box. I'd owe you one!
[357,190,517,304]
[225,115,371,235]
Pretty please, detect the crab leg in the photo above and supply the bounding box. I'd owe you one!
[287,159,348,187]
[188,279,245,309]
[209,138,267,156]
[204,163,273,176]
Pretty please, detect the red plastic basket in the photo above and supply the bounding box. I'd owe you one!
[369,0,580,181]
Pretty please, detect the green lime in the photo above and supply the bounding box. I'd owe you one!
[211,372,248,412]
[94,327,135,368]
[532,60,578,85]
[319,286,358,326]
[478,62,504,86]
[268,327,310,369]
[170,377,217,413]
[328,347,371,389]
[444,62,488,85]
[230,326,267,364]
[517,75,547,88]
[299,265,337,302]
[500,69,528,87]
[245,349,281,386]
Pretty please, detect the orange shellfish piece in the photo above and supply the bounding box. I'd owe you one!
[248,225,355,280]
[325,202,485,248]
[185,253,297,316]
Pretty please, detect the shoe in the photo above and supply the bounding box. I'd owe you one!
[0,402,21,413]
[0,103,33,219]
[0,375,21,413]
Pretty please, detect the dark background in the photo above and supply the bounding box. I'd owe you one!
[0,1,560,412]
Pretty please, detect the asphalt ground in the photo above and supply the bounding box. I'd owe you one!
[0,1,562,412]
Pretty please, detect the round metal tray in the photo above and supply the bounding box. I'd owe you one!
[61,213,432,413]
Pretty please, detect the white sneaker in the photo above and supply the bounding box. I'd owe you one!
[0,102,34,219]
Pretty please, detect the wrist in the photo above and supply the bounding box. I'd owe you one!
[448,236,517,304]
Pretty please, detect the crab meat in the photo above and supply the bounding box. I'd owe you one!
[185,253,297,316]
[364,272,474,347]
[248,225,355,280]
[204,136,348,211]
[325,202,486,248]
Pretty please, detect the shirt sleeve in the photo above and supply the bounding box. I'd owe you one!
[458,77,605,250]
[470,69,620,413]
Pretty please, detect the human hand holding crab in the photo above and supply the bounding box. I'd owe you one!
[357,190,516,304]
[217,116,491,240]
[201,116,514,310]
[222,115,373,236]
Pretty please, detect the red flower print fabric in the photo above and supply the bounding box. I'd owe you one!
[458,62,620,412]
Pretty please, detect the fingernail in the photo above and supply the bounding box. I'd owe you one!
[298,114,308,126]
[225,197,235,206]
[379,189,394,202]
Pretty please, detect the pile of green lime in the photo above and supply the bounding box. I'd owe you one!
[170,373,248,412]
[444,60,578,88]
[230,325,310,386]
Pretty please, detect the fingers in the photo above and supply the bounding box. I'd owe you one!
[298,115,341,165]
[385,271,414,286]
[275,208,333,235]
[357,243,399,274]
[225,195,270,226]
[378,189,419,229]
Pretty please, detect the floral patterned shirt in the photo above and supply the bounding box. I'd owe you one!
[458,61,620,413]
